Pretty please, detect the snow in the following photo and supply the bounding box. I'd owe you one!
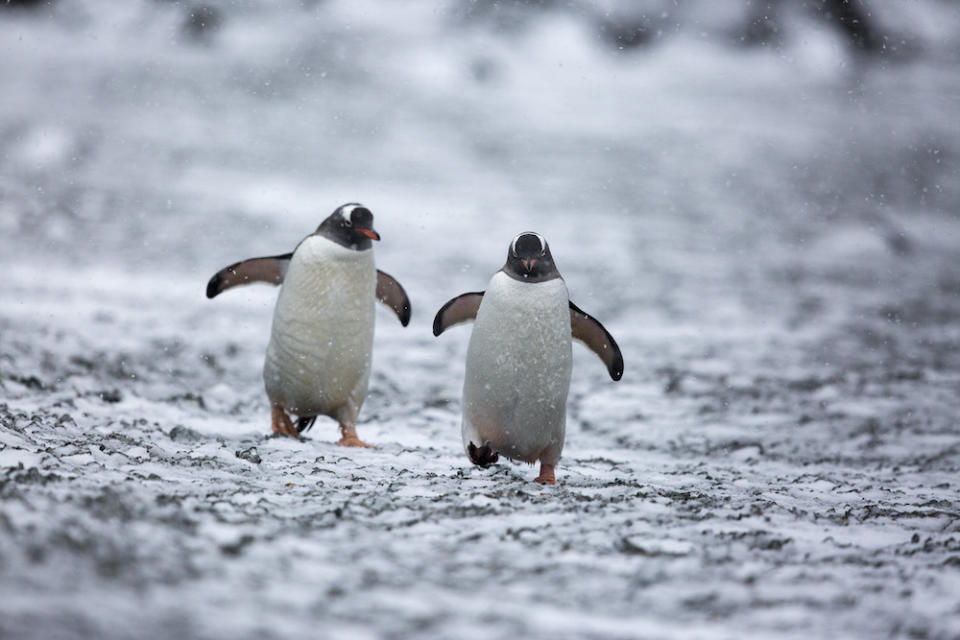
[1,0,960,638]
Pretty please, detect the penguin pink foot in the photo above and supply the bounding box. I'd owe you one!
[337,424,373,448]
[271,406,301,438]
[534,462,557,485]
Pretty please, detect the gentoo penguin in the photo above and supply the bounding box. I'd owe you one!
[206,203,411,446]
[433,232,622,484]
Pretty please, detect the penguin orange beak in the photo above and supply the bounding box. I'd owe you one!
[521,258,537,272]
[356,227,381,241]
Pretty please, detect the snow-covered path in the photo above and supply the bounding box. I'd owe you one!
[2,2,959,638]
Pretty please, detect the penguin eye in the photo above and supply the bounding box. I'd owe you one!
[337,203,359,227]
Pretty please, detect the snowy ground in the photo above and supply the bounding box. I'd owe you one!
[2,2,960,638]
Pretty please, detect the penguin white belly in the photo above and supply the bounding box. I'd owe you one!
[263,237,375,419]
[462,272,572,464]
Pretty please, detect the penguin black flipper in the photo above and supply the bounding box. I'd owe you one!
[376,270,412,327]
[569,301,624,381]
[433,292,485,337]
[206,253,293,299]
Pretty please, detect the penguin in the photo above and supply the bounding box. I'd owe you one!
[433,232,623,484]
[206,203,411,446]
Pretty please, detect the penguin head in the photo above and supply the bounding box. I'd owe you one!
[502,232,561,282]
[316,203,381,250]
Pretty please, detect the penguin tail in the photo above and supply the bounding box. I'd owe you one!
[296,416,318,434]
[467,441,500,468]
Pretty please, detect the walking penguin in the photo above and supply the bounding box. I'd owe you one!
[433,232,622,483]
[206,203,411,446]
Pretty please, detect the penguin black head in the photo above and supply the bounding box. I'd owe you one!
[316,203,381,250]
[502,231,561,283]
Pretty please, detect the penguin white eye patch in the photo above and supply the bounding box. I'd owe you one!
[339,203,361,224]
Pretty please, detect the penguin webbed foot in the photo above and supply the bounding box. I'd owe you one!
[534,462,557,485]
[467,441,500,468]
[338,424,374,448]
[271,406,302,439]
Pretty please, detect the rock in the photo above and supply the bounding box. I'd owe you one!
[169,425,204,442]
[235,447,261,465]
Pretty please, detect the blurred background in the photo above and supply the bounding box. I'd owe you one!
[3,0,958,278]
[2,1,960,639]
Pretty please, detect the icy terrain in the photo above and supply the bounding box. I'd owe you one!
[2,1,960,638]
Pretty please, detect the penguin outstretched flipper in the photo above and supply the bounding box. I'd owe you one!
[206,253,293,298]
[376,270,412,326]
[432,292,485,336]
[569,301,624,381]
